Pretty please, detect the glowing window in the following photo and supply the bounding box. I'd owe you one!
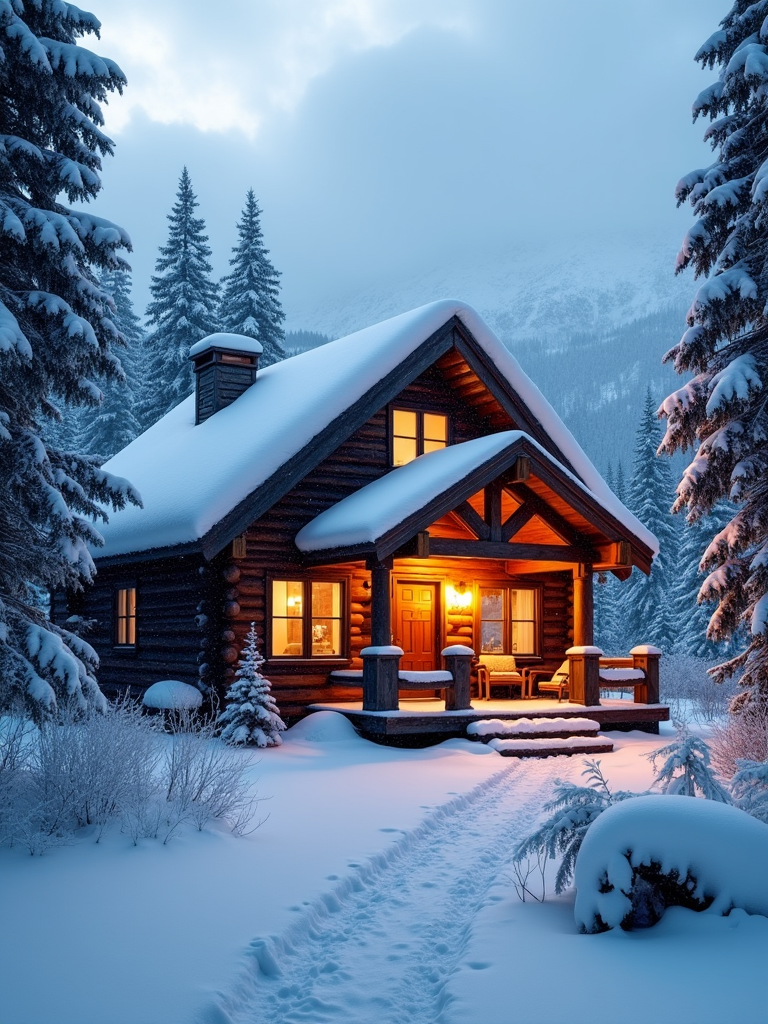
[115,587,136,646]
[272,580,344,658]
[479,587,537,655]
[391,409,448,466]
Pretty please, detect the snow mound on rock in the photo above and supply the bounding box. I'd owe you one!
[142,680,203,710]
[574,795,768,933]
[286,711,361,743]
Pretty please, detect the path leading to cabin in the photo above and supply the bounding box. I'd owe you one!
[211,755,574,1024]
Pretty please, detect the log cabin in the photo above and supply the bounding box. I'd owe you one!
[55,300,664,737]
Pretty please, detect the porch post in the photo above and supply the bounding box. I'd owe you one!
[572,564,594,646]
[442,645,474,711]
[368,556,393,646]
[361,646,402,711]
[630,645,662,704]
[566,645,603,706]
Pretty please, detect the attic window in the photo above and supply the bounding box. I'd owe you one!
[391,409,448,466]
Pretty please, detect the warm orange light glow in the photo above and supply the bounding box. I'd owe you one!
[447,583,473,610]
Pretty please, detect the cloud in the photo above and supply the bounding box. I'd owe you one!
[96,0,472,136]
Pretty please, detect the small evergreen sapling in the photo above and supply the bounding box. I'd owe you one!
[217,624,286,747]
[647,721,731,801]
[513,760,643,894]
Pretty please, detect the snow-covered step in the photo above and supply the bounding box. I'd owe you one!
[487,735,615,758]
[467,716,601,742]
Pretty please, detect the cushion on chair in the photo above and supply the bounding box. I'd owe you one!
[479,655,518,673]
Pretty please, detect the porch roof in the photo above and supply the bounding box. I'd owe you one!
[295,430,655,568]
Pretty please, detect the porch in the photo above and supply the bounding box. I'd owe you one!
[308,695,670,746]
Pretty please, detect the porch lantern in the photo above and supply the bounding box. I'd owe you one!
[447,582,472,610]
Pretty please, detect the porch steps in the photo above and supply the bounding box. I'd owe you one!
[466,716,614,758]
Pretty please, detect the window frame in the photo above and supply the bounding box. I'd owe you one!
[267,577,349,662]
[476,583,542,659]
[113,583,138,650]
[388,404,451,467]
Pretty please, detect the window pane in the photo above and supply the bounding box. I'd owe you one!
[272,581,304,656]
[272,580,303,617]
[393,409,417,438]
[422,438,446,455]
[393,435,418,466]
[423,413,447,442]
[481,589,504,620]
[510,589,535,619]
[511,621,535,654]
[481,622,505,654]
[311,618,341,656]
[311,582,342,656]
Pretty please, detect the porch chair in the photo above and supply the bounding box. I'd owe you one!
[524,660,570,702]
[476,654,523,700]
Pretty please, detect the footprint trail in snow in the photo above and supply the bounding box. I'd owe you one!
[209,757,570,1024]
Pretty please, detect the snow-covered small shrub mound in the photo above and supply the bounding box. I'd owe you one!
[286,711,360,744]
[468,717,599,738]
[142,680,202,710]
[574,796,768,933]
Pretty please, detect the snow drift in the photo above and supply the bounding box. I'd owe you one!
[574,795,768,933]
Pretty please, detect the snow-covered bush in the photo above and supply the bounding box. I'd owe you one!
[573,796,768,932]
[659,653,736,723]
[164,711,261,834]
[731,759,768,824]
[512,760,644,895]
[647,721,731,801]
[217,624,286,748]
[0,699,262,852]
[710,700,768,779]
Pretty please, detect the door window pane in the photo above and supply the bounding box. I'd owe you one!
[272,580,304,656]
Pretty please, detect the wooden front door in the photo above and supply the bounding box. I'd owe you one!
[395,582,439,671]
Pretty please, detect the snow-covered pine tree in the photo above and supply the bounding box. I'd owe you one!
[217,623,286,747]
[0,0,141,719]
[620,390,679,650]
[218,189,285,367]
[142,168,219,425]
[660,1,768,703]
[615,461,627,504]
[80,269,143,460]
[647,722,731,801]
[672,503,734,657]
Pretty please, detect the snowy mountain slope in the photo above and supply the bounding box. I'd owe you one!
[284,233,691,344]
[285,234,693,475]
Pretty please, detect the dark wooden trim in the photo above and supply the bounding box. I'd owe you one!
[485,480,503,541]
[454,501,491,540]
[429,538,589,561]
[500,504,536,543]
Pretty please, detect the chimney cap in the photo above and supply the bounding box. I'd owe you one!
[189,333,263,360]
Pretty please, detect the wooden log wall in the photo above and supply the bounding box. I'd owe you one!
[55,556,205,698]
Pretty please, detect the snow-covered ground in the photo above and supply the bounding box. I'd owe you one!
[0,714,764,1024]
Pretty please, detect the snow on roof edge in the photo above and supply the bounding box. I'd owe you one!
[95,299,657,559]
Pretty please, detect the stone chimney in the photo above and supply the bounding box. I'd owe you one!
[189,333,262,424]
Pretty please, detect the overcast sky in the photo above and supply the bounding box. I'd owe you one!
[89,0,727,323]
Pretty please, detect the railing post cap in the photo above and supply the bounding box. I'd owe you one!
[361,645,404,656]
[441,644,475,657]
[629,645,663,656]
[566,645,604,656]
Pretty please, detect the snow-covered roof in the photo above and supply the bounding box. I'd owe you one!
[97,300,657,560]
[295,430,643,554]
[189,332,263,357]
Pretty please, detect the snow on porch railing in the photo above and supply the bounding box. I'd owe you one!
[566,645,661,706]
